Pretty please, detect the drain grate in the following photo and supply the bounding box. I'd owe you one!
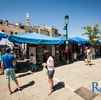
[74,87,97,100]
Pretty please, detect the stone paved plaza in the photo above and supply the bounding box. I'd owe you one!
[1,59,101,100]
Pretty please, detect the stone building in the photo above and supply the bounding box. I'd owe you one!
[0,19,25,35]
[0,19,60,37]
[32,25,59,37]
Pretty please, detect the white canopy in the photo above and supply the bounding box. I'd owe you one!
[0,38,14,49]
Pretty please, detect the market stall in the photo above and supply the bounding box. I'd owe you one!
[8,32,65,72]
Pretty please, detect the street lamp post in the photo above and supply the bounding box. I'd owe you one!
[64,15,69,64]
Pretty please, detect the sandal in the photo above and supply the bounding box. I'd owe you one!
[9,91,13,95]
[48,89,53,96]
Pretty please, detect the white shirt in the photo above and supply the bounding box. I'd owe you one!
[46,56,54,70]
[87,49,91,56]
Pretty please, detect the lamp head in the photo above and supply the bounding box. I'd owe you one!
[65,15,69,24]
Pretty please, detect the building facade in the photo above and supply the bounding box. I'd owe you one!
[0,19,60,37]
[0,19,25,35]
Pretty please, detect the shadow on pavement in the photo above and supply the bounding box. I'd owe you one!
[16,72,32,78]
[20,81,35,90]
[74,87,98,100]
[53,81,65,92]
[13,81,35,93]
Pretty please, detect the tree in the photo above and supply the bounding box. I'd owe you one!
[82,24,101,45]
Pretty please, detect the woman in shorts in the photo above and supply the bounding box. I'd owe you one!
[46,54,55,95]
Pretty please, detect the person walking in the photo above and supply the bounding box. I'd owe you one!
[86,47,92,65]
[42,53,55,95]
[91,47,95,60]
[1,48,21,94]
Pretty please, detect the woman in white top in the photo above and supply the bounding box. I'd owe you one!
[86,47,92,65]
[46,54,55,95]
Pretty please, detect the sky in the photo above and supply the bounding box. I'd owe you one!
[0,0,101,37]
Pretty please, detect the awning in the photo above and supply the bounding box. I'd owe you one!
[9,32,65,45]
[69,37,88,45]
[0,32,8,39]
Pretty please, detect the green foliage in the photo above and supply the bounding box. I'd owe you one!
[82,24,101,45]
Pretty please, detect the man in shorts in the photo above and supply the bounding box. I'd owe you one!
[1,48,21,94]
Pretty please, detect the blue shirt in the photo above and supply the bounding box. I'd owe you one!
[0,53,2,62]
[2,53,15,69]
